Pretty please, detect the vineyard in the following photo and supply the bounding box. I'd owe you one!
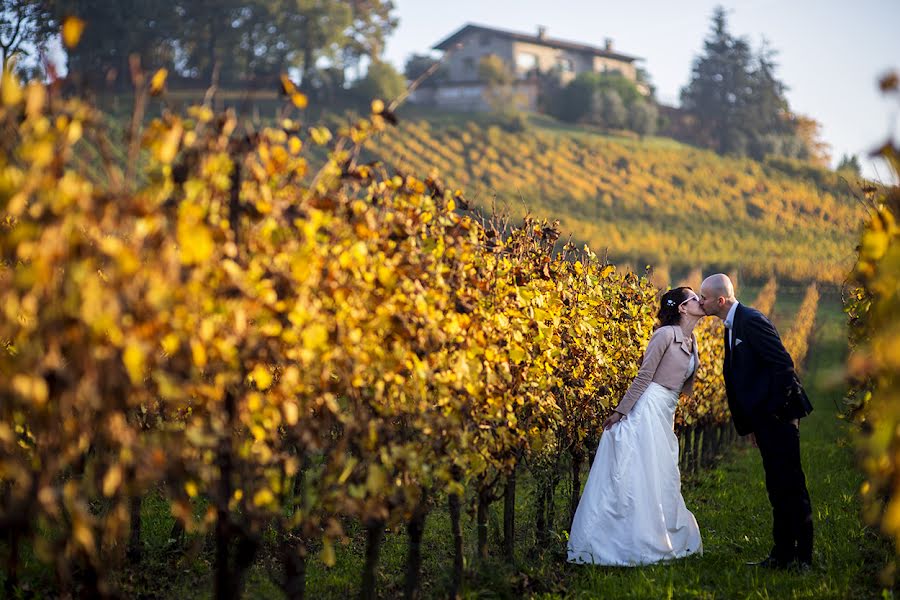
[0,64,848,599]
[362,115,866,284]
[845,130,900,570]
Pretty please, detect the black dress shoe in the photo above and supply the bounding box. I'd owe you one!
[792,559,813,573]
[745,555,791,569]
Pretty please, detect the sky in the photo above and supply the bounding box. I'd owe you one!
[383,0,900,182]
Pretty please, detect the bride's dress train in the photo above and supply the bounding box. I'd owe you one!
[567,382,703,566]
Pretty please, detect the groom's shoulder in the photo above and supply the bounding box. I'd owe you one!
[739,304,773,326]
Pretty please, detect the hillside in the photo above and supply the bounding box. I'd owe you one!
[363,113,865,284]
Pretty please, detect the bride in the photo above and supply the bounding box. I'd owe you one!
[567,286,705,566]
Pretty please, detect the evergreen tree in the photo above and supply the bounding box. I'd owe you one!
[680,6,755,155]
[680,6,825,163]
[836,154,862,176]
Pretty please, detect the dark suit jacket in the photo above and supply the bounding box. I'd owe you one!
[723,303,814,435]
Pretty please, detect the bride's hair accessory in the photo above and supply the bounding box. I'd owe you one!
[657,286,695,328]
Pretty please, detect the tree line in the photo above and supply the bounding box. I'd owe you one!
[2,0,403,103]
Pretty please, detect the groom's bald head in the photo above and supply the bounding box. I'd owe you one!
[699,273,737,319]
[701,274,735,300]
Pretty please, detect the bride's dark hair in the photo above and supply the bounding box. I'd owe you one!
[656,286,694,329]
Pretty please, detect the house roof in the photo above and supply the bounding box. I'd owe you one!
[433,23,641,63]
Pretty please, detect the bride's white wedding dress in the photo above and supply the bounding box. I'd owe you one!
[567,359,703,566]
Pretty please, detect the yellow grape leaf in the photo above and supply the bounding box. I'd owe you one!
[280,73,297,95]
[291,91,308,109]
[1,68,23,107]
[302,323,329,350]
[253,488,274,507]
[72,519,95,553]
[371,99,385,114]
[249,364,273,390]
[185,481,199,498]
[61,16,86,49]
[177,218,215,264]
[154,122,183,164]
[150,68,168,96]
[161,333,180,355]
[191,341,207,368]
[309,127,332,146]
[321,537,336,567]
[12,375,48,406]
[24,81,46,117]
[123,342,146,383]
[187,105,214,123]
[366,464,387,494]
[283,401,299,426]
[102,465,123,497]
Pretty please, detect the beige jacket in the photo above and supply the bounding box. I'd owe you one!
[614,325,700,416]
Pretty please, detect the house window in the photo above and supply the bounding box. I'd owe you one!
[463,57,476,74]
[480,33,491,46]
[516,52,538,73]
[557,57,574,73]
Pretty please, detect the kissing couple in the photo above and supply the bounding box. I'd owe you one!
[567,274,815,571]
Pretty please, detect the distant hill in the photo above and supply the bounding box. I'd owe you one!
[364,112,865,284]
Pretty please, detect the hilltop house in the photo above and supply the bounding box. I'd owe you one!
[411,23,646,112]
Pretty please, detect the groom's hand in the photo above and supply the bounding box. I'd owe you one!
[602,411,624,430]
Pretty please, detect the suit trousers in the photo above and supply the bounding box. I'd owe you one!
[754,415,813,563]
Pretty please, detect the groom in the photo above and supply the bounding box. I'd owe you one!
[699,274,814,570]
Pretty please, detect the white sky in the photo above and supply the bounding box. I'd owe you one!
[383,0,900,182]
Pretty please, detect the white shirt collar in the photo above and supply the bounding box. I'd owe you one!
[724,301,740,329]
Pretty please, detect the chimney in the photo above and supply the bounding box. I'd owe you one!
[537,26,547,40]
[604,37,613,51]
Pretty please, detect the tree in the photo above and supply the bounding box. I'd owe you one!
[680,6,756,155]
[596,89,626,129]
[171,0,272,84]
[628,100,658,138]
[478,53,513,110]
[50,0,399,90]
[635,65,656,99]
[340,0,398,77]
[404,53,444,84]
[0,0,56,72]
[789,113,831,166]
[836,153,862,176]
[681,7,818,163]
[478,53,513,88]
[476,54,528,131]
[353,59,405,104]
[551,71,641,124]
[49,0,180,86]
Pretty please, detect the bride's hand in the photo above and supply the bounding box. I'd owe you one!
[602,411,624,430]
